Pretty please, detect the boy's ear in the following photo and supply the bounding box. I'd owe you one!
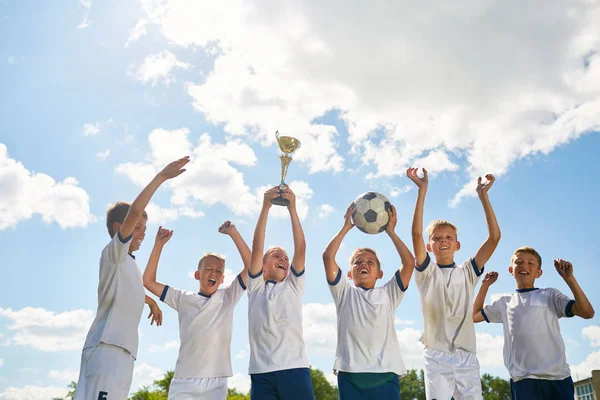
[113,222,122,237]
[508,266,514,276]
[194,270,200,280]
[536,268,543,278]
[347,270,352,280]
[455,241,461,251]
[377,269,384,279]
[221,275,225,284]
[426,243,432,252]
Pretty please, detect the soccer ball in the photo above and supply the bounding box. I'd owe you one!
[351,192,392,234]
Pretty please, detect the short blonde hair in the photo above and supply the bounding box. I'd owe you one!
[511,246,542,268]
[198,253,226,270]
[263,246,287,265]
[349,248,381,269]
[426,220,458,240]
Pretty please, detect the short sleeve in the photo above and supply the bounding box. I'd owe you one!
[103,232,132,265]
[415,253,435,284]
[549,288,575,318]
[464,258,484,286]
[382,270,407,308]
[224,274,247,305]
[247,269,264,294]
[481,298,506,324]
[286,265,305,295]
[328,268,348,305]
[160,285,185,311]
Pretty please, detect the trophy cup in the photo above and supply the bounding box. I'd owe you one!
[271,131,301,206]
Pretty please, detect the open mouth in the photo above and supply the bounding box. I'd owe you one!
[518,271,529,276]
[276,264,286,271]
[359,268,369,275]
[208,278,217,287]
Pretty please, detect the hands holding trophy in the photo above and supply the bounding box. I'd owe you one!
[271,131,301,207]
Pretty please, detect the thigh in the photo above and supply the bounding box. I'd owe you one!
[74,345,134,400]
[423,348,454,400]
[453,351,482,400]
[251,373,280,400]
[366,375,399,400]
[511,379,545,400]
[274,368,315,400]
[550,377,574,400]
[337,372,364,400]
[169,378,228,400]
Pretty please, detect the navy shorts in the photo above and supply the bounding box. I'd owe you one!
[337,371,400,399]
[510,376,574,400]
[250,367,315,399]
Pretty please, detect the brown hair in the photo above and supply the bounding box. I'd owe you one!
[198,253,226,270]
[263,246,288,265]
[106,202,148,237]
[512,246,542,268]
[425,220,458,240]
[349,248,381,269]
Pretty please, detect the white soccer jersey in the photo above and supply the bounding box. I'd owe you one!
[328,268,407,375]
[160,274,247,379]
[247,267,309,374]
[83,232,146,358]
[482,288,574,382]
[416,253,483,353]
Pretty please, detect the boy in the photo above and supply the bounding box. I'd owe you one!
[322,203,415,399]
[143,220,250,399]
[75,156,190,400]
[407,167,501,400]
[473,248,595,399]
[247,185,315,399]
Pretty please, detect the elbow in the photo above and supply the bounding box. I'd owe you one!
[322,251,333,263]
[583,308,595,319]
[490,231,501,243]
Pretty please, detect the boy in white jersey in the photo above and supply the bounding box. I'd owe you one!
[75,156,189,400]
[322,203,414,399]
[143,220,250,400]
[473,247,595,400]
[407,167,501,400]
[247,185,315,399]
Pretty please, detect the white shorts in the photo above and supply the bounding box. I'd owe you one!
[423,347,482,400]
[168,377,228,400]
[74,343,135,400]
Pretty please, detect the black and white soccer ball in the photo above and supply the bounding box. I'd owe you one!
[351,192,392,234]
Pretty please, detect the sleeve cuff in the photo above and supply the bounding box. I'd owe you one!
[395,270,407,292]
[565,300,575,318]
[416,253,431,272]
[159,285,169,302]
[248,269,263,279]
[237,274,247,290]
[117,231,133,244]
[481,308,490,323]
[328,268,342,286]
[471,258,484,276]
[291,265,305,277]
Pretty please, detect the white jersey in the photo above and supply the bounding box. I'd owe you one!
[247,267,309,374]
[328,268,407,375]
[415,253,483,353]
[481,288,574,382]
[83,233,145,358]
[160,275,246,379]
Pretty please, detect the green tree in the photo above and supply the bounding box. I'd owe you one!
[309,366,337,400]
[227,388,250,400]
[153,370,175,392]
[481,373,511,400]
[53,381,77,400]
[400,369,426,400]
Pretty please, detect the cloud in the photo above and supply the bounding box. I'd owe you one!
[0,307,93,351]
[144,202,204,225]
[0,386,67,400]
[318,204,335,218]
[570,351,600,381]
[131,51,191,87]
[476,332,505,368]
[582,325,600,347]
[126,19,148,47]
[77,0,92,29]
[394,319,415,326]
[96,148,110,160]
[48,369,78,382]
[149,340,179,353]
[235,347,249,360]
[0,359,3,367]
[302,303,337,356]
[83,122,100,136]
[132,0,600,205]
[389,185,412,198]
[0,144,96,230]
[131,363,163,393]
[229,373,251,394]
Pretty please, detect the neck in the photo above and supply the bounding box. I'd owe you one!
[434,255,454,265]
[516,282,535,289]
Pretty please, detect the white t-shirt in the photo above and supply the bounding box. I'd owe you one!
[328,268,407,375]
[83,233,146,358]
[247,267,309,374]
[482,288,575,382]
[415,253,483,353]
[160,274,246,378]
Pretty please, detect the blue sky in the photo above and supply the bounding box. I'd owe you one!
[1,0,600,398]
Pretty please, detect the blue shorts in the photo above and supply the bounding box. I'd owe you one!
[250,367,315,399]
[510,376,574,400]
[337,371,400,399]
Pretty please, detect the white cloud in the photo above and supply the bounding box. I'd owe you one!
[131,363,163,393]
[235,347,249,359]
[83,122,100,136]
[0,359,3,367]
[0,144,96,230]
[302,303,337,356]
[144,202,204,225]
[18,368,38,374]
[96,148,110,160]
[80,0,92,8]
[476,332,505,368]
[396,327,425,370]
[0,307,93,351]
[149,340,179,353]
[394,318,415,326]
[318,204,335,218]
[389,185,412,198]
[132,0,600,205]
[77,0,92,29]
[582,325,600,347]
[0,385,67,400]
[48,369,78,382]
[126,19,148,47]
[228,373,251,394]
[325,372,337,386]
[570,351,600,381]
[77,15,90,29]
[131,50,191,87]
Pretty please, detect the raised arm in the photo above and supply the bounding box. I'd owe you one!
[142,226,173,297]
[219,221,251,286]
[407,167,428,266]
[385,205,415,288]
[473,271,498,323]
[249,186,280,277]
[281,185,306,274]
[119,156,189,239]
[322,204,355,283]
[555,259,595,319]
[473,175,501,270]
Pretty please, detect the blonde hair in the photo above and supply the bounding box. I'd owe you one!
[426,220,458,240]
[511,246,542,268]
[263,246,287,265]
[349,248,381,269]
[198,253,226,270]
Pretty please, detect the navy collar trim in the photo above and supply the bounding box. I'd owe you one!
[266,280,278,285]
[516,287,539,293]
[128,253,135,260]
[438,262,455,268]
[357,286,372,291]
[198,292,212,298]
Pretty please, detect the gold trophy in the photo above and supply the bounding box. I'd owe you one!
[271,131,301,206]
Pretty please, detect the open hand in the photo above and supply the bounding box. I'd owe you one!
[159,156,190,180]
[482,271,499,286]
[155,226,173,246]
[554,259,574,279]
[385,204,397,235]
[407,167,428,189]
[218,220,237,235]
[476,174,495,196]
[147,300,163,326]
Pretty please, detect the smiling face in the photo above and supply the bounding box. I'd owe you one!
[348,249,383,289]
[427,225,460,264]
[263,248,290,282]
[129,217,147,253]
[195,255,225,296]
[509,250,542,289]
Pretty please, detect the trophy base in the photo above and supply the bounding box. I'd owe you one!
[271,196,290,207]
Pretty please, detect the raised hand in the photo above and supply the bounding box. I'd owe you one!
[407,167,428,189]
[343,203,356,231]
[481,271,499,286]
[147,299,163,326]
[155,226,173,246]
[385,204,397,235]
[158,156,190,181]
[262,186,281,208]
[476,174,495,196]
[554,259,574,279]
[218,220,236,235]
[280,185,297,210]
